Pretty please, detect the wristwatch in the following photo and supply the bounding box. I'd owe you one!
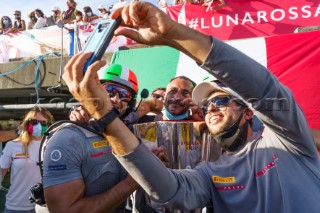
[89,108,120,134]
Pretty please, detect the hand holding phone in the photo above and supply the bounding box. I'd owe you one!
[82,17,122,72]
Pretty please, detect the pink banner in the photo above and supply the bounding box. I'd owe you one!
[167,1,320,40]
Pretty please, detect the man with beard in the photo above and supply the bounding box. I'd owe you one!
[62,2,320,212]
[138,76,203,123]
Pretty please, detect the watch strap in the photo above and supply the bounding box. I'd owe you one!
[89,108,120,134]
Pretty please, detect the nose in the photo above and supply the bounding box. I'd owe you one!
[173,90,184,100]
[110,92,120,103]
[207,102,219,113]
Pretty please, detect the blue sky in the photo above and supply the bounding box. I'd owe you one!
[0,0,157,22]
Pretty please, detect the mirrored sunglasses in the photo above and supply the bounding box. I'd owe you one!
[29,119,49,126]
[202,95,234,114]
[203,95,247,114]
[102,84,133,102]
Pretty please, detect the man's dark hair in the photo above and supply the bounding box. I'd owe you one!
[169,76,196,88]
[151,87,166,95]
[83,6,92,13]
[75,10,83,16]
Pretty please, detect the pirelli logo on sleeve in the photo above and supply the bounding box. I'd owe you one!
[92,140,109,149]
[212,176,236,184]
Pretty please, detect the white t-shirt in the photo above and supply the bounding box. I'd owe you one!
[0,139,41,210]
[34,17,47,29]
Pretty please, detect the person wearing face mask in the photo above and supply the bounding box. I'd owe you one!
[82,6,99,23]
[61,0,78,24]
[97,4,110,18]
[0,106,53,213]
[0,16,13,35]
[46,6,61,26]
[63,2,320,212]
[73,10,84,24]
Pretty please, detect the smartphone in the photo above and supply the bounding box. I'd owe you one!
[82,17,122,72]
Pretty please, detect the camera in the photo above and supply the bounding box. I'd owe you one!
[29,182,46,206]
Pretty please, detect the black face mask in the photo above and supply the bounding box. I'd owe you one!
[213,113,249,152]
[15,17,21,20]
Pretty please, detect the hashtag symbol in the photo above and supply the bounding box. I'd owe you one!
[188,18,199,29]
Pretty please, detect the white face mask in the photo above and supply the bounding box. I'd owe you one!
[2,19,9,25]
[76,16,81,21]
[86,12,92,17]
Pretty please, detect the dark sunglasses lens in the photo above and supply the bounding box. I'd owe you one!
[40,120,48,126]
[104,84,132,101]
[29,119,38,125]
[210,96,231,107]
[29,119,48,126]
[204,96,231,114]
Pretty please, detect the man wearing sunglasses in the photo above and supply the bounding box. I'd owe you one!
[69,64,140,127]
[42,64,141,213]
[62,2,320,213]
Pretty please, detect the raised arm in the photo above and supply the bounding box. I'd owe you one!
[110,2,212,65]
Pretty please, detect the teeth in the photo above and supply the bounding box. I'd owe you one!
[210,115,221,123]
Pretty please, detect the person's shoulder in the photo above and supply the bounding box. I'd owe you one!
[3,140,23,149]
[48,123,100,145]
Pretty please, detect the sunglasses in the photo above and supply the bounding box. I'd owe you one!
[102,84,133,102]
[203,95,245,114]
[14,14,20,16]
[152,94,164,100]
[29,119,49,126]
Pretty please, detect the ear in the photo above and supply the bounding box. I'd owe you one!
[243,108,254,121]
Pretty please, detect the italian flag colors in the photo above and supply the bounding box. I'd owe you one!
[111,30,320,129]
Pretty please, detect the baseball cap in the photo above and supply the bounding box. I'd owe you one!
[98,4,105,9]
[192,79,248,107]
[52,6,60,11]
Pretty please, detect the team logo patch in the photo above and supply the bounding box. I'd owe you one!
[50,149,62,161]
[90,150,112,158]
[216,185,245,191]
[48,165,66,171]
[212,176,236,184]
[256,154,278,177]
[92,140,108,149]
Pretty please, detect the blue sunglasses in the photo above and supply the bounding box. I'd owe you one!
[203,95,246,114]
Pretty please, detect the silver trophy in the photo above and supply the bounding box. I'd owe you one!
[133,121,221,213]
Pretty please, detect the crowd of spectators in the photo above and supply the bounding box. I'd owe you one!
[0,0,113,35]
[0,0,227,35]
